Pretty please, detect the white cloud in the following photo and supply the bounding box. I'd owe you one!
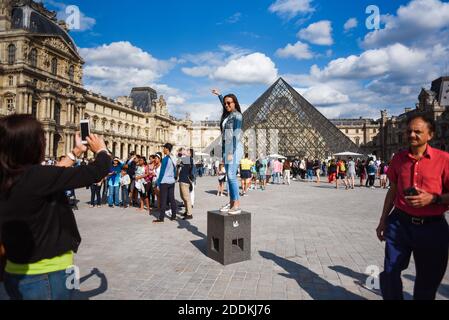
[344,18,358,32]
[171,103,220,122]
[309,43,427,81]
[297,20,333,45]
[276,41,314,60]
[296,85,350,106]
[43,0,96,31]
[269,0,315,19]
[181,66,214,77]
[213,53,279,85]
[79,42,177,97]
[363,0,449,48]
[167,96,186,105]
[317,103,379,119]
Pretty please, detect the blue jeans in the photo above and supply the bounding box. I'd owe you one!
[224,150,243,202]
[307,169,314,181]
[4,270,73,300]
[108,185,120,206]
[380,209,449,300]
[121,185,129,207]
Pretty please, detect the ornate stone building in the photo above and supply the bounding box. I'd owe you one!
[375,76,449,161]
[330,118,380,153]
[0,0,221,160]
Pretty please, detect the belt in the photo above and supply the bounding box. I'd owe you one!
[395,209,445,225]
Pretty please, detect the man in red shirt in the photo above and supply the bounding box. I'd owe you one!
[376,113,449,300]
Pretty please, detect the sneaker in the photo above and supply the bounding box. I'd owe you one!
[220,203,231,212]
[183,215,193,220]
[228,207,242,215]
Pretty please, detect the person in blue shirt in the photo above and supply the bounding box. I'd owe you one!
[153,143,178,223]
[107,157,123,207]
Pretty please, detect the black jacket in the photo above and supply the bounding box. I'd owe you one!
[0,151,111,264]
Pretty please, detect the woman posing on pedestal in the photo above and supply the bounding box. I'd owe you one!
[212,89,244,215]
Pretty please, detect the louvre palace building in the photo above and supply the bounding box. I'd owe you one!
[0,0,220,160]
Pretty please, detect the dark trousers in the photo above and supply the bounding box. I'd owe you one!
[380,209,449,300]
[368,175,375,187]
[158,183,177,221]
[90,184,101,206]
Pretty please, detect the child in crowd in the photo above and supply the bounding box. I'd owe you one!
[217,163,226,196]
[120,169,131,208]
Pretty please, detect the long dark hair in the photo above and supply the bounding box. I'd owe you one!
[220,94,242,131]
[0,114,46,194]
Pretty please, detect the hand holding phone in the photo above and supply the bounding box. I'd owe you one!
[80,120,90,145]
[404,187,419,196]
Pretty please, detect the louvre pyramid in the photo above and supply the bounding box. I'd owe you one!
[241,78,362,159]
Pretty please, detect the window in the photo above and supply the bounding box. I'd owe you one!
[68,65,74,82]
[8,44,16,65]
[8,76,14,86]
[373,128,377,133]
[6,98,15,111]
[345,129,349,134]
[356,129,359,134]
[51,58,58,75]
[29,48,37,67]
[355,137,360,146]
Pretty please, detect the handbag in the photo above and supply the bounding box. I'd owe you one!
[0,243,6,283]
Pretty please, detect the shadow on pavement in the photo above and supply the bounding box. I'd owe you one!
[259,251,366,300]
[73,268,108,300]
[328,265,382,296]
[176,219,208,256]
[403,274,449,299]
[205,190,228,196]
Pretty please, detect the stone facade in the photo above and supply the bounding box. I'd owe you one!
[375,77,449,161]
[330,118,380,153]
[0,0,221,160]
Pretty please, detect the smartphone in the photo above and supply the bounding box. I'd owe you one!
[80,119,90,145]
[404,187,419,196]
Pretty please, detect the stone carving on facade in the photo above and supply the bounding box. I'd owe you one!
[43,37,71,55]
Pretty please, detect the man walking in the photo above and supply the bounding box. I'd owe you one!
[376,113,449,300]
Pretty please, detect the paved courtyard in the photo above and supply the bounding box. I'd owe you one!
[1,176,448,300]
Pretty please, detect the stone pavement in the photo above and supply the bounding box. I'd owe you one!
[1,177,448,300]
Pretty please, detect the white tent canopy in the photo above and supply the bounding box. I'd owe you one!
[268,154,287,159]
[333,151,364,157]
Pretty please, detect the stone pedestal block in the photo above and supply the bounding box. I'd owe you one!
[207,210,251,265]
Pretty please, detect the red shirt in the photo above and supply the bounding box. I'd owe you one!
[387,145,449,217]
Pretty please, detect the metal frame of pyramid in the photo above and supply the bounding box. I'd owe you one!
[241,78,362,159]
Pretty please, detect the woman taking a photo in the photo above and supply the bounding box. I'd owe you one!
[212,89,244,215]
[0,114,111,300]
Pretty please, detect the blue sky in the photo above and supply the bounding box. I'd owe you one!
[41,0,449,121]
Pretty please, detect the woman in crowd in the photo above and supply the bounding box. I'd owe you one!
[135,157,150,212]
[0,114,111,300]
[283,159,291,186]
[212,89,244,215]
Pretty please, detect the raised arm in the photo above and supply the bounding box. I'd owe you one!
[212,89,224,106]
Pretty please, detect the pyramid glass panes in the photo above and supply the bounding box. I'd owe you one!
[242,78,362,159]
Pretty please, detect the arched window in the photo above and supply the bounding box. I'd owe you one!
[68,65,75,82]
[29,48,38,67]
[51,57,58,75]
[8,44,16,65]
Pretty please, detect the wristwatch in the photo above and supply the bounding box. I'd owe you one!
[432,195,443,205]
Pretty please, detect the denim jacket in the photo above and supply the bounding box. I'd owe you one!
[218,95,243,160]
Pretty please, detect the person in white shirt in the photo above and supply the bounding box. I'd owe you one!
[120,169,131,208]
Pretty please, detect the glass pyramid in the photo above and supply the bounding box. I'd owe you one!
[242,78,361,159]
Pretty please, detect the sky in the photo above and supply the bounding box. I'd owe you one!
[40,0,449,121]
